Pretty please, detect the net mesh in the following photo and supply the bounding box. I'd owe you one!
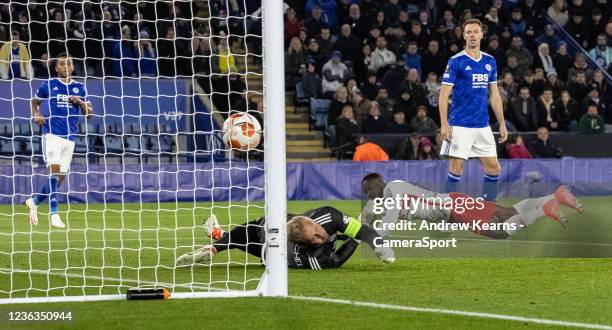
[0,0,267,300]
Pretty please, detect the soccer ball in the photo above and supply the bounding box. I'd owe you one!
[222,112,262,150]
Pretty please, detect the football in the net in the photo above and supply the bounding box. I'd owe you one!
[222,112,262,150]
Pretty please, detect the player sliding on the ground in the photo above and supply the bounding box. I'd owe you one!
[176,206,396,269]
[24,53,93,228]
[439,18,507,202]
[360,173,584,239]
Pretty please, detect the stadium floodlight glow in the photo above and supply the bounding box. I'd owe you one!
[0,0,286,303]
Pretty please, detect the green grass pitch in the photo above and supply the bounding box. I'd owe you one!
[0,198,611,329]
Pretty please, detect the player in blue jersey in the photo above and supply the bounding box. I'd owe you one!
[438,19,508,202]
[24,53,93,228]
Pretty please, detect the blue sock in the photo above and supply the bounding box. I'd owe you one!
[49,176,59,215]
[445,172,461,193]
[483,174,499,202]
[32,183,51,206]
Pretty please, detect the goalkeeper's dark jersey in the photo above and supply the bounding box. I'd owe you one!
[220,206,380,270]
[286,206,369,270]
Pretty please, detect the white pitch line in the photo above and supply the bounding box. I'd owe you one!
[2,268,611,329]
[289,296,612,330]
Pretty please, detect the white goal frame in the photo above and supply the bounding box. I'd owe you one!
[0,0,286,304]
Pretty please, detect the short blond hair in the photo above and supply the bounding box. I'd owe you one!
[287,216,312,245]
[463,18,482,29]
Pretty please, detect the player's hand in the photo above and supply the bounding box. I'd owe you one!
[374,246,395,263]
[68,96,83,106]
[498,124,508,143]
[34,111,45,126]
[440,124,452,142]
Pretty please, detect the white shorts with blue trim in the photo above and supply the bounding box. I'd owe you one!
[439,126,497,160]
[42,134,75,173]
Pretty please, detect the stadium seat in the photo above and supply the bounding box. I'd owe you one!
[24,125,30,136]
[74,136,87,153]
[105,136,123,154]
[294,81,310,110]
[309,98,330,131]
[148,138,160,152]
[12,139,27,154]
[12,124,23,136]
[324,125,336,149]
[0,140,12,154]
[124,135,141,152]
[30,140,40,155]
[159,136,173,152]
[0,123,11,136]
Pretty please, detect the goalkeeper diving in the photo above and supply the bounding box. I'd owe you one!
[360,173,584,239]
[176,206,395,269]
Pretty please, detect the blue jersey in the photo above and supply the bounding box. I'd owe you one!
[441,50,497,128]
[35,78,88,141]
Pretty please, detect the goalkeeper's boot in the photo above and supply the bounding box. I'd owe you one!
[176,245,217,266]
[554,185,584,213]
[50,213,66,229]
[543,199,567,227]
[24,198,38,225]
[203,214,224,240]
[374,246,396,263]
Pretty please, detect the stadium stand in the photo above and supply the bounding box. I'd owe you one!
[0,1,268,162]
[0,0,610,161]
[285,0,612,160]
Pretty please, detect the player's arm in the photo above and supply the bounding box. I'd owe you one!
[488,83,507,143]
[32,81,48,126]
[353,220,395,263]
[31,98,45,126]
[439,84,452,129]
[68,87,93,119]
[70,97,93,119]
[439,60,456,141]
[81,101,93,119]
[326,239,359,268]
[325,207,395,263]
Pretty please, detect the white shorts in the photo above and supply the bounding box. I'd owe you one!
[41,134,75,173]
[439,126,497,160]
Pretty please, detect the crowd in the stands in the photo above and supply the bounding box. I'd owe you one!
[0,0,266,159]
[284,0,612,159]
[1,0,611,160]
[1,2,266,119]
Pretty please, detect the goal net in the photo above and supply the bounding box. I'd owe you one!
[0,0,286,303]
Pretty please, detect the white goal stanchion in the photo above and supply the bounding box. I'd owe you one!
[261,0,288,297]
[0,0,286,303]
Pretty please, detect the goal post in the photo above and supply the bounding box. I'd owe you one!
[261,0,288,297]
[0,0,286,303]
